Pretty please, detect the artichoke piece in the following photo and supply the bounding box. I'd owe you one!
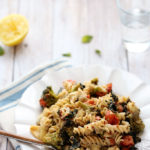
[71,83,80,92]
[91,78,99,85]
[77,101,88,110]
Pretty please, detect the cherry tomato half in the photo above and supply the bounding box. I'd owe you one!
[121,135,134,147]
[107,83,112,93]
[40,98,47,107]
[105,111,119,125]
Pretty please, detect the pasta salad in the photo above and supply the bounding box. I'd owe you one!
[30,78,145,150]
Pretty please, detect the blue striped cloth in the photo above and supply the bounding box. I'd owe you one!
[0,59,71,150]
[0,59,71,112]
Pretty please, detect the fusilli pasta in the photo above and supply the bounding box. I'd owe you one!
[30,78,145,150]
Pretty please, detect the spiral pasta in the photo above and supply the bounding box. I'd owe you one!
[108,146,120,150]
[104,121,130,134]
[116,112,125,120]
[74,120,130,136]
[80,136,112,147]
[74,113,97,126]
[30,78,144,150]
[73,119,106,135]
[53,97,69,108]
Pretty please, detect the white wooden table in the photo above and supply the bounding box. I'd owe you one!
[1,0,150,149]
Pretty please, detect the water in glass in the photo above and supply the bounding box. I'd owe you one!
[120,9,150,52]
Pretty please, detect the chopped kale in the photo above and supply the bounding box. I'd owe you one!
[111,92,118,102]
[96,109,102,117]
[127,98,131,103]
[121,103,128,112]
[123,105,128,112]
[134,136,141,144]
[109,101,117,112]
[65,120,74,127]
[57,110,62,116]
[125,117,130,123]
[60,126,74,146]
[69,136,80,149]
[52,120,56,126]
[60,129,70,145]
[63,109,78,121]
[80,83,85,90]
[129,147,137,150]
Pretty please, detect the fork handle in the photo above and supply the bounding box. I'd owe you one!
[0,130,55,149]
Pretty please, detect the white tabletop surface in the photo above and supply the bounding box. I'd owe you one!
[1,0,150,149]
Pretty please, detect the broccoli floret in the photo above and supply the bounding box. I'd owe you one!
[41,86,58,107]
[129,112,145,134]
[43,132,63,150]
[130,117,145,134]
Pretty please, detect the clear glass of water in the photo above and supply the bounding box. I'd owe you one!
[117,0,150,52]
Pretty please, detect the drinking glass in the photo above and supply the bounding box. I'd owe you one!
[117,0,150,52]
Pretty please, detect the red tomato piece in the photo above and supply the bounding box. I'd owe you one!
[117,104,124,112]
[96,91,106,97]
[121,135,134,147]
[87,100,95,105]
[105,111,119,125]
[87,94,90,99]
[109,138,115,145]
[95,116,101,120]
[107,83,112,93]
[39,98,47,107]
[122,147,130,150]
[67,80,76,84]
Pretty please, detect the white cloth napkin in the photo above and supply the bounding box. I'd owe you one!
[0,59,70,150]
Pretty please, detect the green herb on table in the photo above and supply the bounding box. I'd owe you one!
[95,49,101,56]
[82,35,93,43]
[62,53,71,57]
[0,46,5,56]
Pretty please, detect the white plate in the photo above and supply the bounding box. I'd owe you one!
[14,65,150,150]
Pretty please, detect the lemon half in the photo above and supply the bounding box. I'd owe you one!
[0,14,29,46]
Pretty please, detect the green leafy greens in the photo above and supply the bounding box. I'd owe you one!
[95,49,101,56]
[82,35,93,43]
[62,53,71,57]
[0,46,5,56]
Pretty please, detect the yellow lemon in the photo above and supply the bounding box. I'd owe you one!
[0,14,29,46]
